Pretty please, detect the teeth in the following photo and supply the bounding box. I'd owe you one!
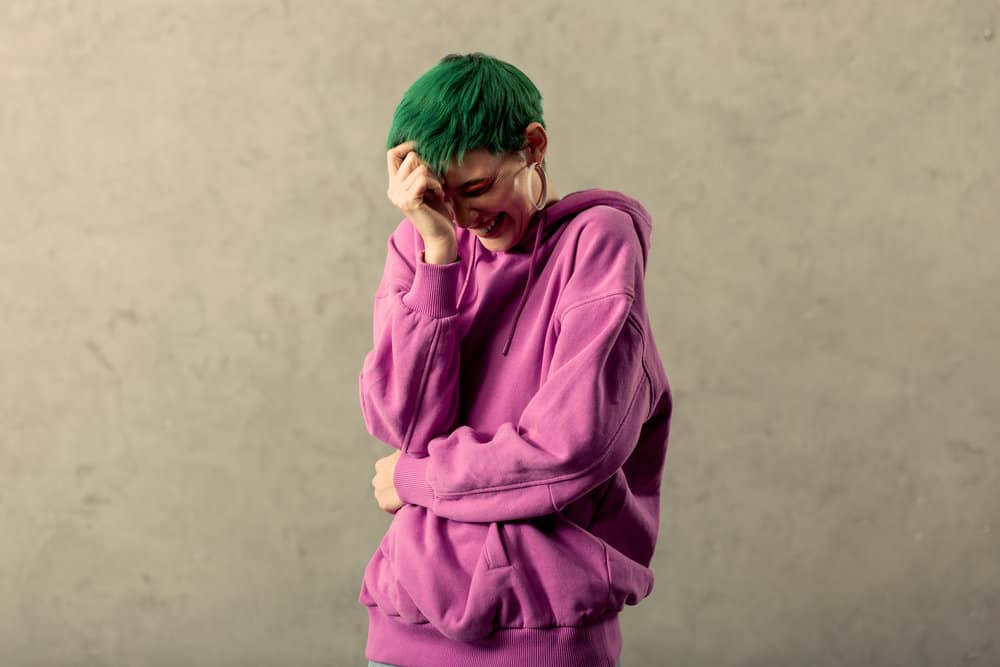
[480,214,501,234]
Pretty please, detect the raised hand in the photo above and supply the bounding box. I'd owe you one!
[386,141,457,263]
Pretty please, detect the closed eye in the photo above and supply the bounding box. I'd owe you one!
[464,186,490,198]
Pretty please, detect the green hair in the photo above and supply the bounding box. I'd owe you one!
[385,52,546,180]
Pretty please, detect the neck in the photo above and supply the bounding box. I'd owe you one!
[545,186,561,207]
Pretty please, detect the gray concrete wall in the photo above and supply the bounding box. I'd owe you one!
[1,1,997,665]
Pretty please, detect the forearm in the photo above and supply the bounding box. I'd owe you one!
[360,231,464,453]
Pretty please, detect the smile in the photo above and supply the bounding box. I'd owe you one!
[473,213,504,236]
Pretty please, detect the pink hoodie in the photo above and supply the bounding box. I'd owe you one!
[358,188,672,667]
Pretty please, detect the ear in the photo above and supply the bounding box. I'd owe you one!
[522,122,548,164]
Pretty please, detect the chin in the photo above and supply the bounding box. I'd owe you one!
[485,227,526,253]
[478,236,507,251]
[477,233,519,253]
[473,212,528,252]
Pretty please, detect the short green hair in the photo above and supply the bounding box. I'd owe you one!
[385,52,546,180]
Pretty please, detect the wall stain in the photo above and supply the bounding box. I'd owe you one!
[107,307,140,335]
[84,340,115,375]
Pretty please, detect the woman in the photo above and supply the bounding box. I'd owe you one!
[358,52,672,667]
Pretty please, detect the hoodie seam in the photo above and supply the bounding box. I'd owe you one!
[377,279,411,299]
[555,290,635,324]
[627,312,656,417]
[430,293,645,500]
[548,370,647,509]
[433,367,647,501]
[401,318,442,454]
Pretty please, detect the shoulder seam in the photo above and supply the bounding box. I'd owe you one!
[556,290,635,323]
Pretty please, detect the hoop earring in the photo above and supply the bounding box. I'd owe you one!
[528,161,547,212]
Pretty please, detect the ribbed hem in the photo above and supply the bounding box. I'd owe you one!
[401,253,462,318]
[393,454,434,508]
[365,606,621,667]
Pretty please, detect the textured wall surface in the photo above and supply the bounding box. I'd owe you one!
[1,1,998,665]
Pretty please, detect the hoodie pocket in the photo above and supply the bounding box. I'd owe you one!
[496,512,615,627]
[358,514,430,624]
[359,507,650,640]
[483,521,511,569]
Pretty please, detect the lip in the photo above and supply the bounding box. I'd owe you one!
[472,213,505,238]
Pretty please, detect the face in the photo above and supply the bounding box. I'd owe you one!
[440,148,539,253]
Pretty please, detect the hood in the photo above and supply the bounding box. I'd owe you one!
[528,187,652,264]
[498,188,653,355]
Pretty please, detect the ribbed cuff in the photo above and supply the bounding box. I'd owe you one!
[401,253,462,318]
[394,453,435,509]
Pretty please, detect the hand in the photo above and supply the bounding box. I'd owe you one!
[386,140,457,250]
[372,449,404,514]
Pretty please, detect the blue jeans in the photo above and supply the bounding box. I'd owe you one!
[369,662,622,666]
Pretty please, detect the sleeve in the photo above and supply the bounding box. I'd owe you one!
[393,288,653,523]
[358,219,464,455]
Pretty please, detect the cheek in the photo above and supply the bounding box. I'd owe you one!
[503,193,527,222]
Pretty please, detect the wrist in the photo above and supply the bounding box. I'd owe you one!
[423,238,458,265]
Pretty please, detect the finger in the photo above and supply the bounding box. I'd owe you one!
[432,184,450,213]
[403,162,443,201]
[394,151,418,183]
[389,140,417,156]
[400,165,430,200]
[413,174,447,212]
[423,171,444,199]
[387,141,418,172]
[387,140,416,164]
[391,152,424,191]
[431,178,449,205]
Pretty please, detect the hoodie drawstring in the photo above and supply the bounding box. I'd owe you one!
[501,212,546,356]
